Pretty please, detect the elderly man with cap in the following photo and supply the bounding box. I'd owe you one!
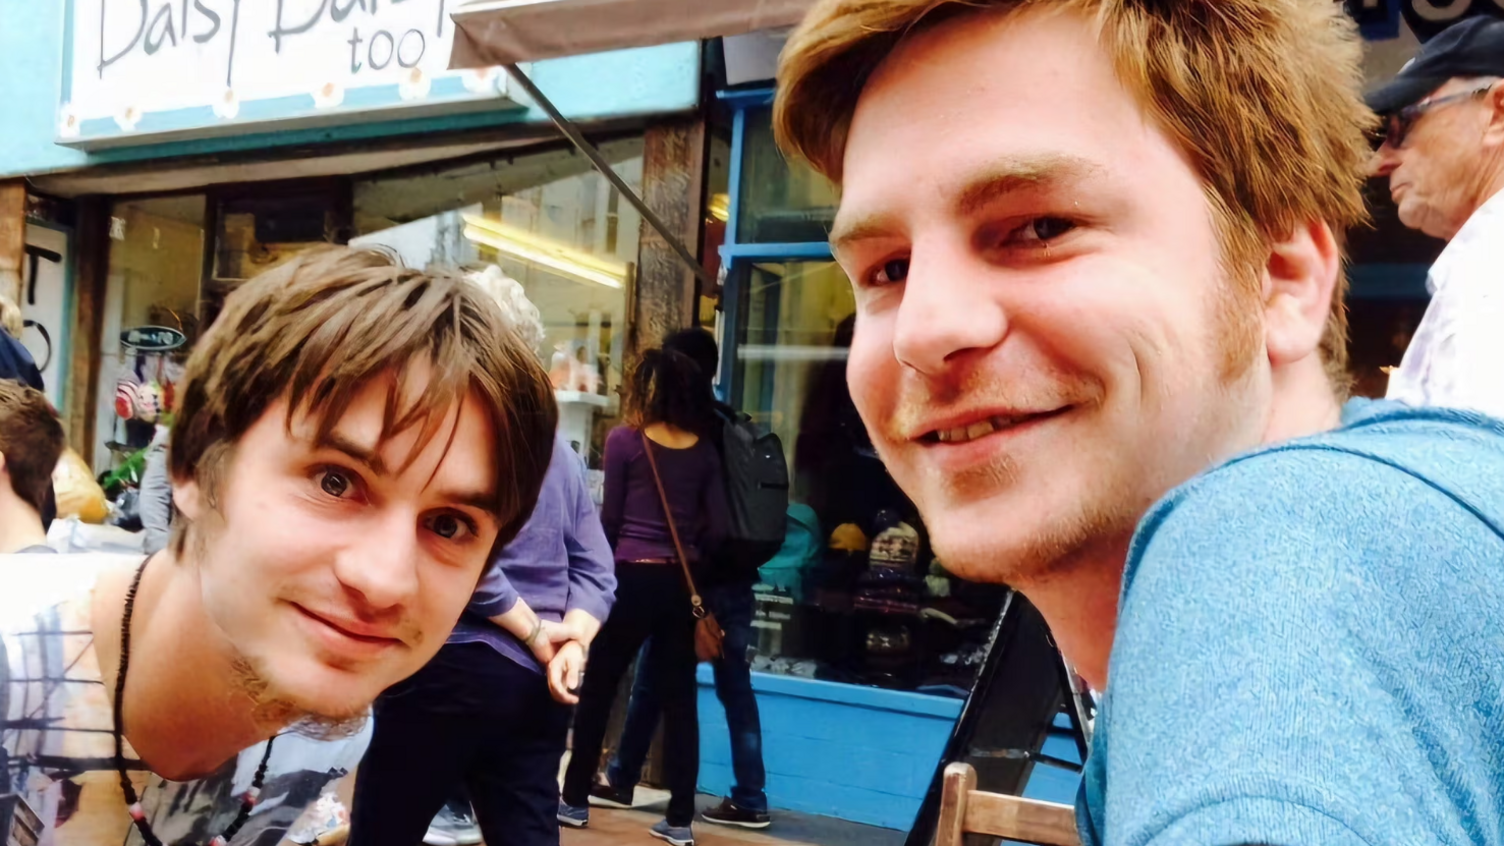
[1370,16,1504,416]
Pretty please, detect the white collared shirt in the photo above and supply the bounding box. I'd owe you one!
[1386,189,1504,417]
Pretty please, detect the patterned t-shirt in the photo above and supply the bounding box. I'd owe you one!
[0,562,370,846]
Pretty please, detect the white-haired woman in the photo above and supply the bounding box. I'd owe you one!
[350,267,617,846]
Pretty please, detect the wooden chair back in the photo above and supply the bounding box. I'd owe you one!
[935,762,1081,846]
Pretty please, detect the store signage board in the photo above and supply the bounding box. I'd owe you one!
[60,0,526,149]
[120,325,187,352]
[1398,0,1504,41]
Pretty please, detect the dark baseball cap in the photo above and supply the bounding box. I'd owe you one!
[1366,16,1504,115]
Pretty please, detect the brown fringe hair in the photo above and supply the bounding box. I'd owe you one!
[0,381,65,515]
[168,246,557,557]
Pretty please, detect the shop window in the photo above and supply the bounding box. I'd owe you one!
[353,138,646,474]
[735,107,839,244]
[95,196,206,475]
[730,261,1007,691]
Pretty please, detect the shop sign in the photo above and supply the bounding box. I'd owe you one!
[120,326,188,352]
[1399,0,1504,40]
[60,0,525,149]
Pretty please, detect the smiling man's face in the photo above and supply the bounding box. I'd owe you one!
[834,7,1268,585]
[174,369,501,724]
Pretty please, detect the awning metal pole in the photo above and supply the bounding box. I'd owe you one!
[503,63,713,289]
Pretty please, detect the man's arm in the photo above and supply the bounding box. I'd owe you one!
[558,450,615,648]
[599,428,628,549]
[470,557,555,664]
[1098,449,1500,846]
[139,429,173,555]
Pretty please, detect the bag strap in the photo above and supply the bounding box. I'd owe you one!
[640,430,708,620]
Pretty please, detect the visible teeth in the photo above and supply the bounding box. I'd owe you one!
[966,419,997,440]
[936,417,1015,444]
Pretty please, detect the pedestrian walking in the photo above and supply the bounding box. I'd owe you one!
[600,329,772,830]
[559,347,727,846]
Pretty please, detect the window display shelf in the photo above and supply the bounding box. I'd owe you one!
[554,389,611,407]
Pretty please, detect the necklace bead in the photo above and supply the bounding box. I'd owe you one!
[113,555,274,846]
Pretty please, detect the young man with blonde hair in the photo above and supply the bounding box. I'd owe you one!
[0,247,556,845]
[777,1,1504,843]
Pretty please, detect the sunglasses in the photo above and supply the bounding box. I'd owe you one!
[1375,83,1497,149]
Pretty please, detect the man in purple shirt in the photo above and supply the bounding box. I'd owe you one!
[349,272,617,846]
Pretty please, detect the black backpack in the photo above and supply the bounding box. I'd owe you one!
[715,407,790,578]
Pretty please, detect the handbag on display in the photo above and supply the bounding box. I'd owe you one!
[640,430,725,662]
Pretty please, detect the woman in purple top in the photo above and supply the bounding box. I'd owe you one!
[560,348,727,846]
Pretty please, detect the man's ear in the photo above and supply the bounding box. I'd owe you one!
[172,474,204,522]
[1262,218,1340,368]
[0,449,8,481]
[1485,83,1504,145]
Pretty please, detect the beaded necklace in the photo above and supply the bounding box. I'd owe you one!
[112,555,275,846]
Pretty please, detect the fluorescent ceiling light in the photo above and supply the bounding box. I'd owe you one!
[709,193,730,223]
[463,214,626,289]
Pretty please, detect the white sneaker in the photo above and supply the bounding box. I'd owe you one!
[426,805,483,846]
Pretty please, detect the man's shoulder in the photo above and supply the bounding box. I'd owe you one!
[0,553,137,631]
[1128,401,1504,594]
[1157,400,1504,534]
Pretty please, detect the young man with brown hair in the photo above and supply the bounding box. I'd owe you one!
[0,247,557,845]
[777,1,1504,843]
[0,380,64,554]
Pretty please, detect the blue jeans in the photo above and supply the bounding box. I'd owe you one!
[608,581,768,812]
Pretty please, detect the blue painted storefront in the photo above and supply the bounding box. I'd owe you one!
[694,667,1082,831]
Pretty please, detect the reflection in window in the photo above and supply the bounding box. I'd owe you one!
[353,139,645,468]
[731,261,1008,691]
[95,196,205,474]
[736,108,839,244]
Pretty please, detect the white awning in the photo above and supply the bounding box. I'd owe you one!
[448,0,817,68]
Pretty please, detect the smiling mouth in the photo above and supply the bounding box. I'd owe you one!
[920,408,1071,445]
[294,605,402,646]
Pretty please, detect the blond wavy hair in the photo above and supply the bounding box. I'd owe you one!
[466,265,547,354]
[0,294,21,340]
[775,0,1377,384]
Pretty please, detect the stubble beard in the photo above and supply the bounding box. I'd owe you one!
[230,652,370,742]
[922,452,1143,588]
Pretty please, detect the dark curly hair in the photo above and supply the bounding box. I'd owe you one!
[624,347,715,437]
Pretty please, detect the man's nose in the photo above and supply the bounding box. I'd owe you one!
[333,514,422,614]
[1369,142,1400,178]
[890,248,1009,377]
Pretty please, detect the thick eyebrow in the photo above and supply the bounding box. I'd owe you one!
[439,488,503,525]
[954,153,1104,218]
[320,430,499,520]
[830,153,1104,255]
[829,214,901,257]
[318,431,389,477]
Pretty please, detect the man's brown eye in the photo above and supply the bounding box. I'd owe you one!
[319,470,351,498]
[1028,218,1076,242]
[876,258,910,285]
